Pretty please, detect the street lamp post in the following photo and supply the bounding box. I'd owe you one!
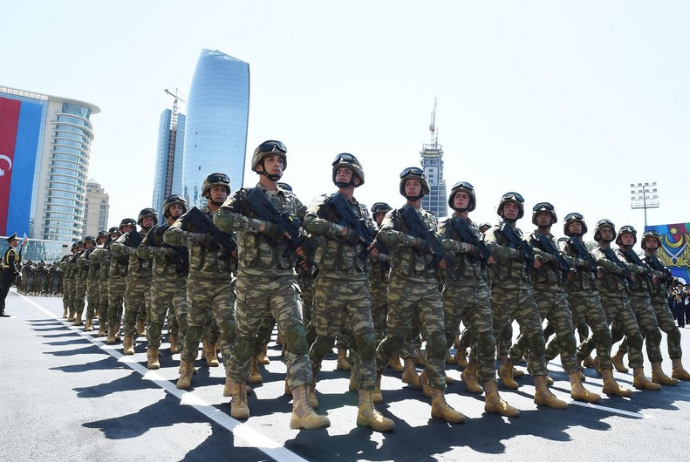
[630,181,660,228]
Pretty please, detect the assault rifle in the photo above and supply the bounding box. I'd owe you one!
[451,217,493,269]
[329,192,380,258]
[499,223,535,266]
[150,224,189,274]
[645,253,674,286]
[400,206,455,280]
[621,248,653,280]
[601,247,634,285]
[181,207,237,253]
[127,230,144,248]
[245,188,313,265]
[567,236,599,276]
[534,233,571,283]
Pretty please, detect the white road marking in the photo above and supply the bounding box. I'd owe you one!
[20,294,309,462]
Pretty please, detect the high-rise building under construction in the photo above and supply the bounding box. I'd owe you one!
[420,99,447,218]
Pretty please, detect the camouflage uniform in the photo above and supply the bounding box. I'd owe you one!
[74,250,89,321]
[103,241,129,339]
[65,252,79,320]
[484,225,548,377]
[213,184,307,388]
[82,247,101,325]
[304,193,379,390]
[438,215,495,383]
[374,205,448,390]
[138,225,189,352]
[644,252,682,360]
[112,231,152,341]
[164,206,236,367]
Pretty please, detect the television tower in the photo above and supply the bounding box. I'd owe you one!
[420,98,447,218]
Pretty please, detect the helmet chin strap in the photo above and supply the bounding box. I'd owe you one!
[404,193,425,201]
[538,224,550,230]
[260,162,282,181]
[503,217,517,224]
[452,206,469,213]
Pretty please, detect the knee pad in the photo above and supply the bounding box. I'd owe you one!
[285,323,311,355]
[477,331,496,353]
[235,336,257,362]
[355,331,377,360]
[628,332,644,352]
[148,322,163,339]
[527,332,546,355]
[217,319,237,343]
[559,331,577,355]
[646,327,662,346]
[426,332,448,359]
[667,326,681,345]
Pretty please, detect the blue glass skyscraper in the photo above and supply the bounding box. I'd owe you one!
[152,108,186,214]
[182,49,250,206]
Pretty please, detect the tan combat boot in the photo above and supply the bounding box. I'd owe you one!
[445,349,455,364]
[136,319,146,337]
[455,348,468,369]
[373,372,383,404]
[308,383,319,409]
[430,389,465,423]
[203,338,219,367]
[290,385,330,429]
[97,322,106,338]
[419,370,432,397]
[73,312,82,326]
[534,375,568,409]
[415,347,426,366]
[147,348,160,370]
[601,368,632,397]
[63,307,68,319]
[672,358,690,381]
[460,361,484,394]
[68,310,75,322]
[123,335,135,355]
[651,362,679,386]
[357,390,395,432]
[582,354,595,368]
[498,359,519,389]
[106,323,117,345]
[632,367,661,390]
[248,355,263,384]
[227,378,253,398]
[176,360,194,389]
[591,357,602,377]
[388,354,404,372]
[611,349,628,373]
[349,369,358,392]
[569,371,600,403]
[84,318,93,332]
[402,358,422,389]
[257,344,270,365]
[169,334,179,354]
[229,381,250,420]
[113,322,121,342]
[484,381,519,417]
[336,348,351,371]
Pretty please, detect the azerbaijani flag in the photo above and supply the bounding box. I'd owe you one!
[0,97,42,236]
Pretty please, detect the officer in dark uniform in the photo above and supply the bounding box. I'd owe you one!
[1,233,21,317]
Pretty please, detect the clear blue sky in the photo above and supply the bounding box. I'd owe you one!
[3,1,689,238]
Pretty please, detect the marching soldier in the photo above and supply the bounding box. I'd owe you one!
[375,166,465,423]
[104,219,135,344]
[304,153,394,431]
[1,233,21,317]
[484,192,566,409]
[74,236,96,326]
[138,195,190,369]
[438,182,519,416]
[214,141,329,429]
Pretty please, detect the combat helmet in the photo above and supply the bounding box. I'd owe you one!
[593,219,616,243]
[641,230,662,250]
[497,192,525,220]
[399,167,430,200]
[137,208,158,228]
[331,153,365,188]
[448,181,476,212]
[201,173,231,196]
[563,212,588,236]
[615,225,637,246]
[252,140,287,181]
[163,194,187,219]
[83,235,96,248]
[119,218,137,233]
[532,202,557,226]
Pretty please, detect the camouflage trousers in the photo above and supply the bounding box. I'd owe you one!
[85,277,100,320]
[62,277,73,313]
[548,290,613,371]
[181,276,235,366]
[147,277,188,350]
[376,277,447,390]
[310,276,377,390]
[611,294,668,363]
[443,282,497,383]
[583,291,644,369]
[650,296,683,359]
[123,275,151,337]
[229,275,310,390]
[611,293,663,363]
[74,277,87,316]
[370,281,388,345]
[513,287,578,374]
[98,279,109,326]
[107,277,127,330]
[491,285,548,376]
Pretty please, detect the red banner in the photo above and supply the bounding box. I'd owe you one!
[0,98,21,234]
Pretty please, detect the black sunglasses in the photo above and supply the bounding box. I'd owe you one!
[332,153,357,165]
[400,166,424,178]
[502,192,524,203]
[452,181,474,191]
[564,212,584,221]
[258,140,287,154]
[532,202,554,212]
[207,173,230,183]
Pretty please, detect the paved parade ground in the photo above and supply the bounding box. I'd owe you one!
[1,289,689,462]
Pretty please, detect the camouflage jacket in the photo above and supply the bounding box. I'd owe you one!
[591,245,628,294]
[560,238,598,293]
[112,230,153,278]
[616,247,652,295]
[483,223,532,289]
[438,214,487,285]
[644,251,673,300]
[137,224,188,280]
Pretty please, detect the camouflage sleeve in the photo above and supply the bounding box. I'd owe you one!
[376,210,417,249]
[303,194,347,238]
[483,227,519,262]
[294,194,308,221]
[437,217,474,255]
[77,253,89,268]
[111,235,127,256]
[214,189,263,234]
[592,248,619,273]
[163,217,206,246]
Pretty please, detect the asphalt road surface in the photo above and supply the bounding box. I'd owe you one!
[1,289,689,462]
